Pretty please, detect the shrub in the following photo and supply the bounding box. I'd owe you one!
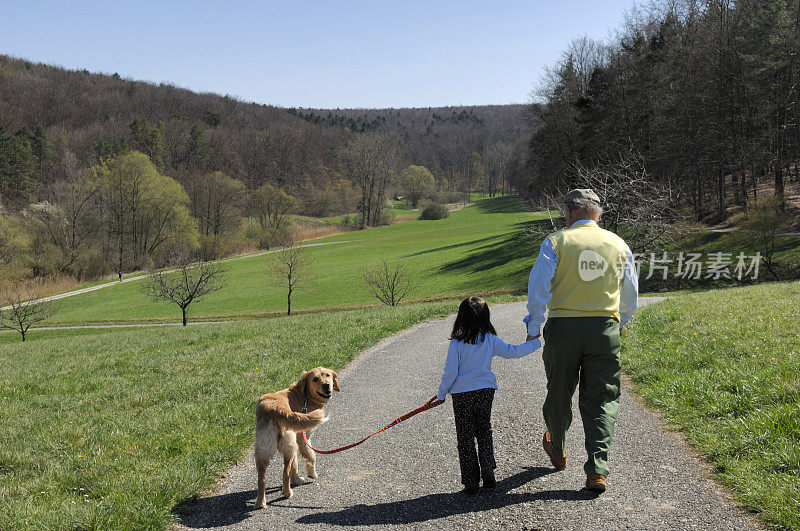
[198,235,228,261]
[428,190,464,204]
[302,188,336,217]
[339,214,359,230]
[730,197,789,280]
[376,208,394,226]
[419,203,449,220]
[258,226,293,250]
[73,248,110,280]
[774,257,800,281]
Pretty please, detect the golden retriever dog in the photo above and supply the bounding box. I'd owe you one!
[255,367,340,506]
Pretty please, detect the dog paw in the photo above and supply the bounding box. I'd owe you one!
[282,487,293,499]
[255,500,266,509]
[306,470,318,480]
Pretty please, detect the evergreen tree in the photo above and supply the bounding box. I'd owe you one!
[0,127,38,206]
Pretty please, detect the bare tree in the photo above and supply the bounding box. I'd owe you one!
[0,287,56,342]
[363,260,417,307]
[526,151,675,254]
[573,153,675,253]
[271,243,314,315]
[251,183,296,232]
[188,171,245,237]
[340,133,399,228]
[731,197,788,280]
[485,142,513,197]
[141,253,227,326]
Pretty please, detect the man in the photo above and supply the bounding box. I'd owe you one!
[524,188,638,492]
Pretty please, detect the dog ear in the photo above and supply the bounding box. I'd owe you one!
[332,371,340,392]
[297,371,309,397]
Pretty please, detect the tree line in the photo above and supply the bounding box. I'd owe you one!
[526,0,800,221]
[0,140,468,290]
[0,54,531,216]
[0,54,535,289]
[0,150,291,281]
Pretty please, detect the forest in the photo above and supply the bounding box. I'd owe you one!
[0,54,532,287]
[0,54,530,211]
[527,0,800,222]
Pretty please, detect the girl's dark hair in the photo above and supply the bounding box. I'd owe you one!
[450,296,497,344]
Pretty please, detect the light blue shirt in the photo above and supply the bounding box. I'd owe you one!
[437,333,542,401]
[523,219,639,337]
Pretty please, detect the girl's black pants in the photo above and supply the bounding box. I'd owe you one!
[451,388,496,486]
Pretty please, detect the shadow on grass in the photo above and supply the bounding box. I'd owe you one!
[295,466,600,526]
[473,195,528,214]
[435,220,552,279]
[405,235,501,258]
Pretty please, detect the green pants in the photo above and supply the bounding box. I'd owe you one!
[542,316,621,477]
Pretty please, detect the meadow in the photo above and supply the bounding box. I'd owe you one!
[35,196,545,327]
[3,194,797,530]
[623,281,800,529]
[0,195,539,528]
[0,301,459,529]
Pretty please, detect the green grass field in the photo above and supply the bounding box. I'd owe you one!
[0,301,461,529]
[37,196,543,326]
[624,281,800,529]
[674,227,800,277]
[2,193,798,529]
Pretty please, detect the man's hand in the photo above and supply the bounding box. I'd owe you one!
[526,334,541,342]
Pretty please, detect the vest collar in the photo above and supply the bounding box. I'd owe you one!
[569,219,597,227]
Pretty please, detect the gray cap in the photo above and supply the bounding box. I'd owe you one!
[563,188,600,204]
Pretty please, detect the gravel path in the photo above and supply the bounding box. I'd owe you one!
[176,298,759,530]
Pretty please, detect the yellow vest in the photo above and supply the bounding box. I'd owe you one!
[546,221,627,321]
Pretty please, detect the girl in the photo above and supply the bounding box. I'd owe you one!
[437,296,541,494]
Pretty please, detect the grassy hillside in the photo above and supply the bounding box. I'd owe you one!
[624,281,800,529]
[35,196,543,327]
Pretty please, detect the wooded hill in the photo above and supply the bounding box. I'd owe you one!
[527,0,800,224]
[0,54,532,213]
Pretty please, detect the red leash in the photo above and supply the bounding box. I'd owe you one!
[301,396,444,455]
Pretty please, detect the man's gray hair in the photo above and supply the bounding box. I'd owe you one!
[564,198,603,219]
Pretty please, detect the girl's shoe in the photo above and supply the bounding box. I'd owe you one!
[481,470,496,489]
[461,484,479,495]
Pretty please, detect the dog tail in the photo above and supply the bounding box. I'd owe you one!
[275,405,328,430]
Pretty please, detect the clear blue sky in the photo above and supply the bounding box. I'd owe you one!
[1,0,634,109]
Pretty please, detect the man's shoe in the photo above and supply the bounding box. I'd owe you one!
[585,473,607,492]
[542,431,567,470]
[481,470,496,489]
[461,484,479,495]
